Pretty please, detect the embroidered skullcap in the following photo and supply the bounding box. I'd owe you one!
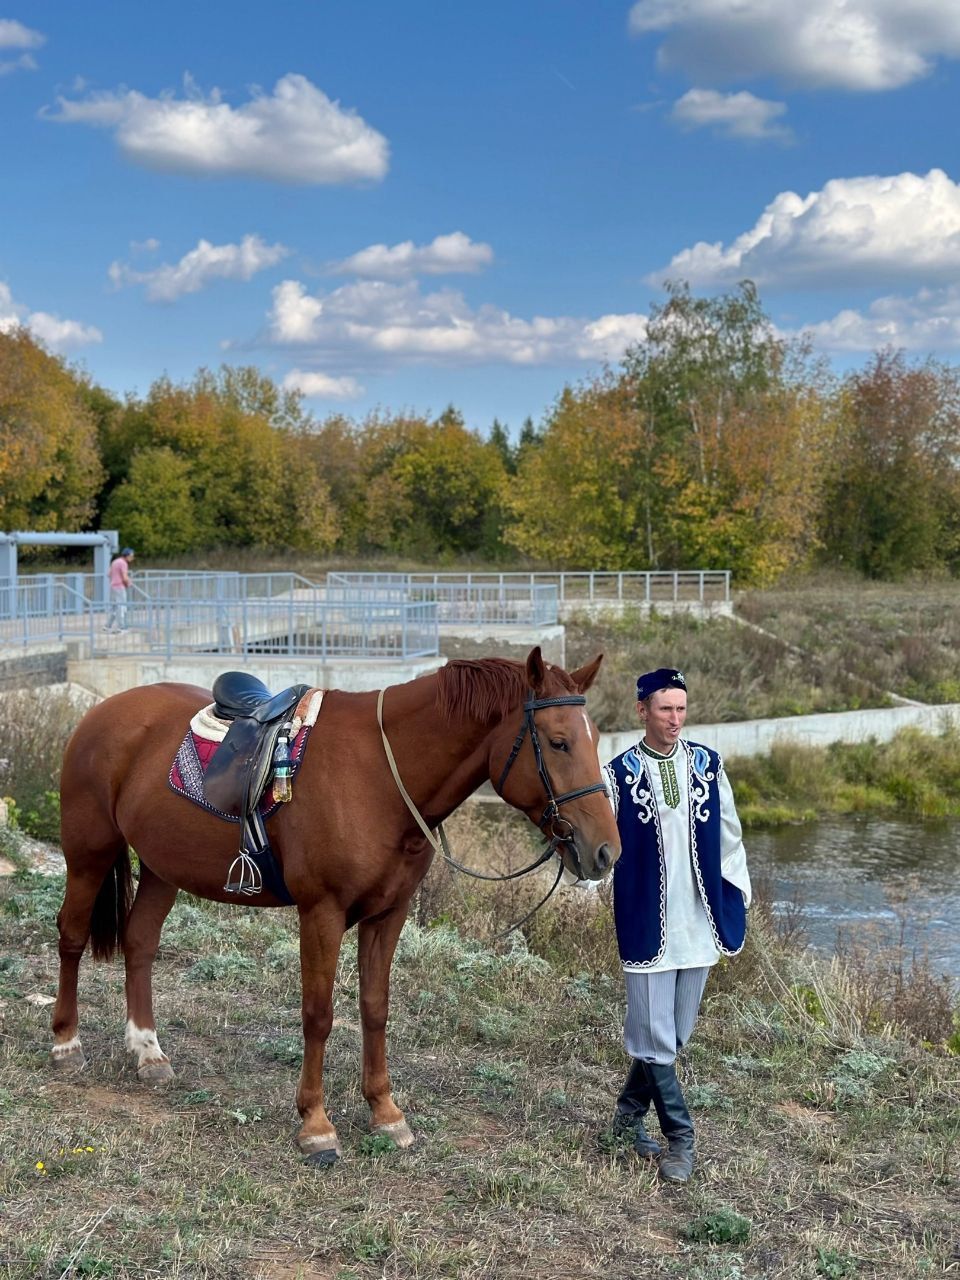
[636,668,686,701]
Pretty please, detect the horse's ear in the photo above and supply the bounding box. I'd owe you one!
[525,646,546,691]
[569,652,603,692]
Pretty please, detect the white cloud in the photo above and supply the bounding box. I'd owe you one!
[0,19,44,48]
[0,17,43,74]
[671,89,792,141]
[282,369,364,399]
[264,278,647,367]
[800,286,960,352]
[109,234,289,301]
[331,232,494,279]
[0,53,36,75]
[653,169,960,289]
[0,282,102,350]
[629,1,960,91]
[44,73,389,185]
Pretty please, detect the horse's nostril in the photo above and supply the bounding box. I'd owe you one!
[595,842,612,875]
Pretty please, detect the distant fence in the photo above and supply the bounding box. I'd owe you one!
[0,566,730,656]
[329,570,730,613]
[327,574,559,626]
[0,576,439,661]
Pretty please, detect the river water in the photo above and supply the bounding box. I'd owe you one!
[747,816,960,980]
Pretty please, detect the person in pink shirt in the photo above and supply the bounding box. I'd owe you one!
[105,547,135,632]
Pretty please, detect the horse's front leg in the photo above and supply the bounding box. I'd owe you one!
[357,902,415,1148]
[296,901,346,1164]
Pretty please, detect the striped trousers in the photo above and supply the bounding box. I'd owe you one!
[623,967,710,1065]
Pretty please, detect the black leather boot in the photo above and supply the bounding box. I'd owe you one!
[612,1059,661,1157]
[647,1061,695,1182]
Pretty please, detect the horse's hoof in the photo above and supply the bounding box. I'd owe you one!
[372,1119,415,1149]
[137,1059,175,1084]
[297,1132,342,1161]
[51,1046,86,1074]
[304,1148,339,1168]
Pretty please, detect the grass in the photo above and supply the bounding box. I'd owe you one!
[728,724,960,827]
[0,810,957,1280]
[736,572,960,706]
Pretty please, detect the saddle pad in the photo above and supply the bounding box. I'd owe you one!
[168,689,324,821]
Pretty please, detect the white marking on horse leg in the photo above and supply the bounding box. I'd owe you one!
[125,1019,173,1080]
[51,1034,86,1071]
[52,1034,83,1059]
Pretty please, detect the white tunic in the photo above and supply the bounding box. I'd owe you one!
[621,741,751,973]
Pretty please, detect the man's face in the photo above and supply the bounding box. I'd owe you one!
[638,688,687,753]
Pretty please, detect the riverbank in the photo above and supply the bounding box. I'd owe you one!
[728,724,960,828]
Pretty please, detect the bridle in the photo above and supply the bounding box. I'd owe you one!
[495,692,608,850]
[377,686,609,934]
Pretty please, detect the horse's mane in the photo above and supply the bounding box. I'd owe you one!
[435,657,576,725]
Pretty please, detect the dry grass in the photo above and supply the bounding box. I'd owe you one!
[565,607,883,733]
[1,810,957,1280]
[737,572,960,705]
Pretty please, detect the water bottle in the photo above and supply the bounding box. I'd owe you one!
[272,723,294,803]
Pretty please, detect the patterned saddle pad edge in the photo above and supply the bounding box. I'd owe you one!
[170,688,325,820]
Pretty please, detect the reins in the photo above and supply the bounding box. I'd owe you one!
[376,685,605,936]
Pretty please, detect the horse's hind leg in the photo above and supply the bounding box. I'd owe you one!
[123,864,178,1082]
[51,841,129,1072]
[357,903,415,1148]
[296,901,347,1163]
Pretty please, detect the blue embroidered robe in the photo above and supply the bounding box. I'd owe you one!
[607,740,747,970]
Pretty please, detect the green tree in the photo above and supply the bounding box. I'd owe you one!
[103,446,198,556]
[360,408,509,558]
[102,367,340,555]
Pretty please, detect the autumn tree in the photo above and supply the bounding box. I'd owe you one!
[0,327,103,531]
[100,367,339,555]
[821,350,960,577]
[354,408,509,558]
[621,281,835,582]
[504,375,644,565]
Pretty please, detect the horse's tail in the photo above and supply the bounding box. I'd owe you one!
[89,849,135,961]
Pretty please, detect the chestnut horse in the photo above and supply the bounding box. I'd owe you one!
[51,647,619,1162]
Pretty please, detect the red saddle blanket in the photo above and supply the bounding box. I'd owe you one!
[168,689,324,821]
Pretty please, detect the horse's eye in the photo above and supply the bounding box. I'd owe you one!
[549,739,569,753]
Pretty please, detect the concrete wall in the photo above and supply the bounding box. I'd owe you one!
[599,701,960,762]
[68,652,445,699]
[559,599,732,621]
[0,643,67,690]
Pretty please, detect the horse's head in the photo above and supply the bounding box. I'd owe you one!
[492,647,621,882]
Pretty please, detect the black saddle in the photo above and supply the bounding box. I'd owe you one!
[212,672,308,724]
[203,674,311,820]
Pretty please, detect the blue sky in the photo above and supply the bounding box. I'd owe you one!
[4,1,960,436]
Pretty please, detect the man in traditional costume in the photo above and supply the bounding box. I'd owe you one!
[602,668,751,1182]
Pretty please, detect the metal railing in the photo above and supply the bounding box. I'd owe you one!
[329,569,730,607]
[0,579,96,646]
[327,574,559,626]
[86,594,438,660]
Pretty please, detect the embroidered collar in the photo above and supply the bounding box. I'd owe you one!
[639,739,680,762]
